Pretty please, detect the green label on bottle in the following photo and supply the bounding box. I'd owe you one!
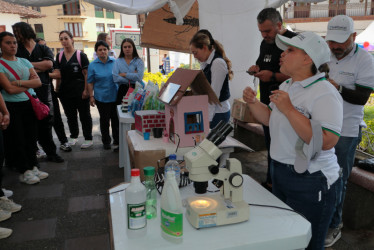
[127,203,146,230]
[161,208,183,237]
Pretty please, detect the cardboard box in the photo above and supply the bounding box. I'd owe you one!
[231,98,259,123]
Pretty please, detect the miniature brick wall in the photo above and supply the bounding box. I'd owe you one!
[135,111,165,133]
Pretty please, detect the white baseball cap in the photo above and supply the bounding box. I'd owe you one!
[275,31,331,69]
[325,15,354,43]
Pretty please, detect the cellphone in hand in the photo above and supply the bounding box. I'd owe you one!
[246,70,256,75]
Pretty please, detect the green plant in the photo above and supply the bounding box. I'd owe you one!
[359,105,374,155]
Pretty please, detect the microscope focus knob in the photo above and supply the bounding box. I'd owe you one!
[229,173,243,188]
[208,165,219,175]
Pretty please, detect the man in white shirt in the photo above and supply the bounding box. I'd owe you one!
[324,15,374,247]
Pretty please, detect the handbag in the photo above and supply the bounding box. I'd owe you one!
[0,59,50,120]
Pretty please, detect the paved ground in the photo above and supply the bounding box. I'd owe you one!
[0,106,373,249]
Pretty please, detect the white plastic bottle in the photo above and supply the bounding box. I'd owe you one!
[125,168,147,237]
[164,154,180,186]
[160,171,183,243]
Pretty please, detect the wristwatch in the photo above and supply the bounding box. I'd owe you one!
[271,72,276,82]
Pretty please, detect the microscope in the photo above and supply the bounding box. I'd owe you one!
[184,121,250,229]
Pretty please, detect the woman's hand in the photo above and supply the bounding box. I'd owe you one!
[269,90,294,116]
[82,89,89,99]
[89,96,95,107]
[119,72,127,77]
[243,87,257,104]
[0,112,9,130]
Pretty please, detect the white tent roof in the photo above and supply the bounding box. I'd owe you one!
[356,21,374,45]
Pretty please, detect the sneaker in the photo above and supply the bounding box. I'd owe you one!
[60,142,72,152]
[32,166,48,180]
[324,227,341,247]
[81,140,93,149]
[19,170,40,185]
[68,138,78,146]
[47,154,64,163]
[103,144,111,150]
[2,189,13,198]
[0,209,11,222]
[36,148,47,159]
[0,196,21,213]
[0,227,12,239]
[112,144,119,152]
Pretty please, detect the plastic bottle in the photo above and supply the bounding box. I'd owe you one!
[143,166,157,219]
[160,171,183,243]
[164,154,180,186]
[125,169,147,237]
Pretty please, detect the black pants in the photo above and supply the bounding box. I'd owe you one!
[3,101,38,173]
[37,114,58,157]
[0,130,5,197]
[51,89,68,144]
[59,96,93,140]
[263,125,272,184]
[95,100,119,145]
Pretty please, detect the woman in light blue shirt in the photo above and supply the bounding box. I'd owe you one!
[88,41,119,150]
[112,38,144,104]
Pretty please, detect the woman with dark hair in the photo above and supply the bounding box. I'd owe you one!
[93,33,116,59]
[112,38,144,103]
[190,30,233,128]
[55,30,93,149]
[87,41,119,150]
[0,31,48,184]
[243,31,343,249]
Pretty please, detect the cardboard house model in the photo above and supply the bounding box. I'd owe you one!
[158,68,220,148]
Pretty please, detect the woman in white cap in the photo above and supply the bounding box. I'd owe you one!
[243,31,343,249]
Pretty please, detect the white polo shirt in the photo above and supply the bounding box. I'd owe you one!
[328,44,374,137]
[269,73,343,185]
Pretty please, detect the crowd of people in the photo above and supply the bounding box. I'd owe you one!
[0,22,145,239]
[0,8,372,250]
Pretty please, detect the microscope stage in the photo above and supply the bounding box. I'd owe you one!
[186,194,249,229]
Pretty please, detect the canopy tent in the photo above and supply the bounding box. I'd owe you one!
[3,0,326,101]
[356,21,374,51]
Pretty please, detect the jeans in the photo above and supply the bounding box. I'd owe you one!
[95,100,119,145]
[271,160,337,250]
[210,110,230,129]
[263,125,272,184]
[59,96,93,140]
[329,129,361,229]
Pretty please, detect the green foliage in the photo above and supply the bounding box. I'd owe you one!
[179,62,200,70]
[359,105,374,155]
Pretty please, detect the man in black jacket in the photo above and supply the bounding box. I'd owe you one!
[13,22,64,163]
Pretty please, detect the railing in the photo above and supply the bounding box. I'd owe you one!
[57,8,81,16]
[284,2,374,19]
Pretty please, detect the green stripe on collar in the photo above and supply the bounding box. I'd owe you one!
[354,44,358,54]
[268,105,272,111]
[355,83,374,90]
[303,77,327,88]
[322,127,340,137]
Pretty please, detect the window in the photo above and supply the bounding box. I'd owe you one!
[64,22,83,37]
[34,24,44,39]
[106,9,114,19]
[32,7,41,12]
[107,23,115,30]
[184,111,204,134]
[63,0,80,15]
[294,2,310,18]
[95,6,104,18]
[96,23,105,35]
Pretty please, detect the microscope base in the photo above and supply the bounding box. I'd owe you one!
[186,194,249,229]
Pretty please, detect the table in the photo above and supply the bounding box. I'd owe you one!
[109,175,312,250]
[126,130,253,181]
[117,106,135,181]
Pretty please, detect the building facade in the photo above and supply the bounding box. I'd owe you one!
[24,0,121,59]
[282,0,374,36]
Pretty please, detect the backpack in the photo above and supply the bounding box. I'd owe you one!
[58,50,81,68]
